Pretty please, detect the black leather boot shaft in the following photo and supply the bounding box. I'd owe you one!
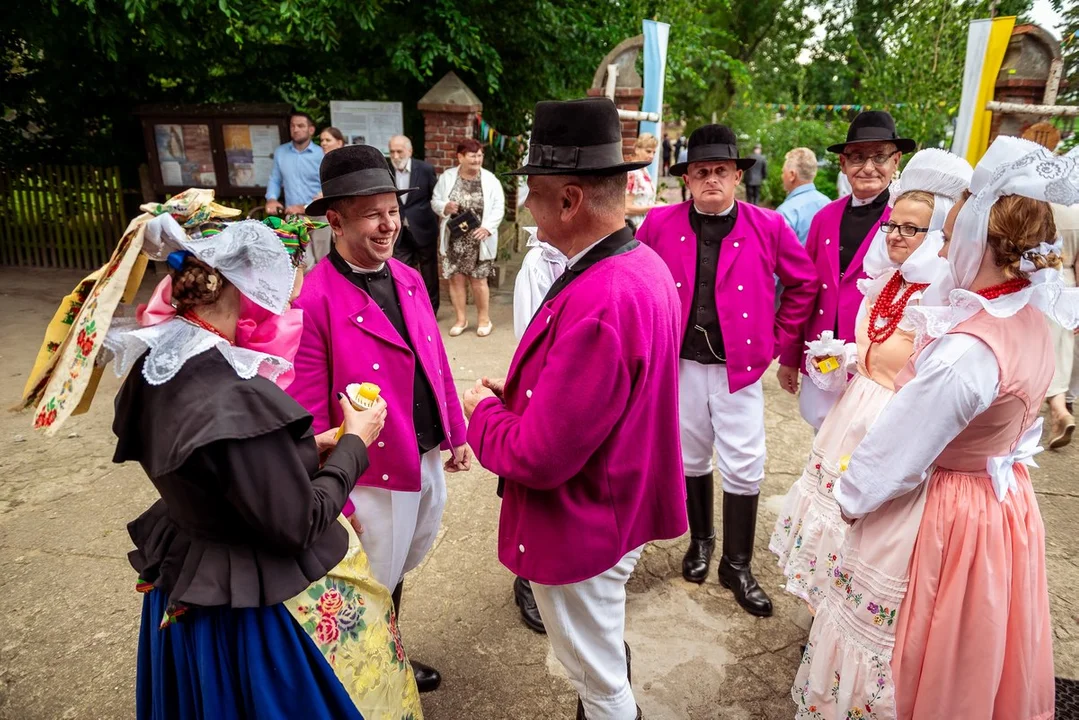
[513,576,546,634]
[682,474,716,583]
[717,492,773,617]
[392,581,443,692]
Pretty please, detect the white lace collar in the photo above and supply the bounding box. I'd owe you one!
[103,317,292,386]
[905,267,1079,351]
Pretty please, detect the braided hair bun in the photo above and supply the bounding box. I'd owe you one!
[170,256,228,313]
[986,194,1061,279]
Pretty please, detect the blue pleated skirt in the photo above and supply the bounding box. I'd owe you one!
[136,590,364,720]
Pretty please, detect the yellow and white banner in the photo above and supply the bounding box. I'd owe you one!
[951,16,1016,165]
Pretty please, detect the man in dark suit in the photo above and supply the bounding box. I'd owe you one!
[389,135,441,313]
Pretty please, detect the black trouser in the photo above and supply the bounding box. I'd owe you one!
[393,238,441,314]
[746,184,761,205]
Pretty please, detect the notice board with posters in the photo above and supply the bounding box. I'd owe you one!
[137,104,290,198]
[330,101,403,154]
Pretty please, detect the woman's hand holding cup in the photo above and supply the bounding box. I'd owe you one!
[338,394,387,447]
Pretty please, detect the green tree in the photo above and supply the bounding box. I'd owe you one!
[798,0,1033,147]
[654,0,821,126]
[1051,0,1078,150]
[1,0,647,171]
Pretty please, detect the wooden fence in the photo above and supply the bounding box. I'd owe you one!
[0,165,128,270]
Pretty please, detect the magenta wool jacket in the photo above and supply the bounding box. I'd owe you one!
[636,200,819,392]
[777,196,891,372]
[288,258,467,493]
[467,243,688,585]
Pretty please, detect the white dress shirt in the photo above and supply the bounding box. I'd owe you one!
[566,237,606,268]
[513,238,568,339]
[395,158,412,204]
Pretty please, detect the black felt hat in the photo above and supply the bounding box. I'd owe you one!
[669,124,755,175]
[508,98,650,176]
[305,144,415,216]
[827,111,917,154]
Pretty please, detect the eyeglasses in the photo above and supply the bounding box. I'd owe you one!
[843,152,897,167]
[691,167,736,180]
[880,221,929,238]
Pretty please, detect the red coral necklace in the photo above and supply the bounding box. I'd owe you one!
[867,272,928,345]
[975,278,1031,300]
[181,311,232,343]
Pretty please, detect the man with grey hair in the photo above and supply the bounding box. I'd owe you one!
[776,147,830,245]
[463,98,686,720]
[389,134,441,312]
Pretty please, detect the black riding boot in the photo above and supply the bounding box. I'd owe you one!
[391,581,443,692]
[681,474,716,583]
[717,493,773,617]
[513,576,546,633]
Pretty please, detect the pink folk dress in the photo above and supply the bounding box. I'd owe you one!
[769,270,918,612]
[793,305,1056,720]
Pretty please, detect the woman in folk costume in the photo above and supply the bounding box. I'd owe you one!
[769,149,973,611]
[102,218,424,719]
[794,137,1079,720]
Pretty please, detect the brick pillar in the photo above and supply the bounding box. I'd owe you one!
[417,72,483,173]
[587,87,645,160]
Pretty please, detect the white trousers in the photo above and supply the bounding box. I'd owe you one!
[678,360,766,495]
[349,447,447,590]
[798,378,842,432]
[531,547,644,720]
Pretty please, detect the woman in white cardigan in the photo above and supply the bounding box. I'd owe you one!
[431,139,506,337]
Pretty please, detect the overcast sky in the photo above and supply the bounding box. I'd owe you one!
[1031,0,1063,39]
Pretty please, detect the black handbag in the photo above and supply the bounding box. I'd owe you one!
[447,209,481,240]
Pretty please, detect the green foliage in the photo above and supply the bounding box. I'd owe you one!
[1051,0,1078,151]
[2,0,1063,187]
[1,0,645,171]
[665,0,1040,207]
[799,0,1033,149]
[723,104,842,206]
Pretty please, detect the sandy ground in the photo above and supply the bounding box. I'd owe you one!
[1,264,1077,720]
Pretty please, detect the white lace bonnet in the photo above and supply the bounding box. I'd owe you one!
[906,138,1079,345]
[861,148,974,283]
[142,214,296,315]
[103,215,297,386]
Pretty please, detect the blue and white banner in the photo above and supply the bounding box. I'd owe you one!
[641,19,670,182]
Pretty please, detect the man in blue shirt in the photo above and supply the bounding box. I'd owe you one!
[265,111,324,216]
[775,147,830,245]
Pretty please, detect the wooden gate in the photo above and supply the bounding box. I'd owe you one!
[0,165,127,270]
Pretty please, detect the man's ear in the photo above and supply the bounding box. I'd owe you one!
[326,208,343,236]
[561,183,585,220]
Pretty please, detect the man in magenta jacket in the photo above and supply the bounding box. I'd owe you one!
[636,124,818,617]
[289,144,471,694]
[776,111,915,430]
[464,98,686,720]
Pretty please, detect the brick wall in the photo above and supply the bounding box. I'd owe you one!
[587,87,645,160]
[421,110,476,174]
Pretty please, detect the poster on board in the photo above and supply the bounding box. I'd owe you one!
[222,124,282,187]
[330,101,403,154]
[154,123,217,187]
